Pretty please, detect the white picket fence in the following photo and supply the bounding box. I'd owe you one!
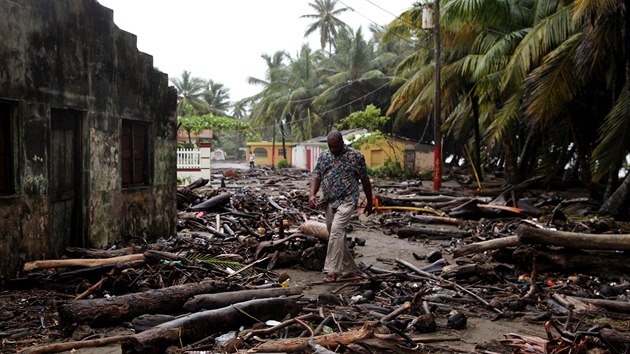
[177,148,201,169]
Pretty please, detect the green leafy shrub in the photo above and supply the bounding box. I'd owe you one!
[277,159,290,169]
[368,158,413,178]
[177,176,190,186]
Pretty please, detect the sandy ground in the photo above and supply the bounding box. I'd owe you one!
[60,223,548,354]
[275,226,548,353]
[59,174,549,353]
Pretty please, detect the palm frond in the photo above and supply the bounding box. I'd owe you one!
[186,253,260,277]
[485,91,522,148]
[591,84,630,181]
[502,4,577,93]
[524,33,582,128]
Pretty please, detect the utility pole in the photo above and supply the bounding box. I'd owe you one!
[281,118,287,160]
[271,120,276,170]
[433,0,442,191]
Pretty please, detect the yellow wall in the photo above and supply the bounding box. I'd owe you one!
[357,137,405,169]
[246,142,294,167]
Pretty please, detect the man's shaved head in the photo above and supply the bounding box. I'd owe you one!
[327,130,343,144]
[327,130,344,156]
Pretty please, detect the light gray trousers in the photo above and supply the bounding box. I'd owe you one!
[323,201,360,276]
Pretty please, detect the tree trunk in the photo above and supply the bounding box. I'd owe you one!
[183,286,303,311]
[599,172,630,216]
[122,298,300,354]
[471,94,483,181]
[600,328,630,351]
[513,248,630,274]
[397,226,471,239]
[502,139,520,184]
[189,192,232,211]
[453,236,519,258]
[252,322,374,353]
[517,225,630,250]
[59,280,240,326]
[23,254,145,272]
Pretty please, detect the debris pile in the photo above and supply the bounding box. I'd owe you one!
[2,169,630,353]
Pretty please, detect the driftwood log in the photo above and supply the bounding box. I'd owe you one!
[132,314,177,333]
[58,280,240,326]
[408,214,463,226]
[453,236,519,258]
[600,328,630,351]
[183,286,303,311]
[299,220,329,240]
[255,234,317,259]
[571,296,630,313]
[18,335,128,354]
[23,254,145,271]
[517,225,630,250]
[180,177,209,191]
[252,321,375,352]
[189,192,232,211]
[397,226,471,239]
[64,246,135,258]
[513,248,630,274]
[122,298,300,354]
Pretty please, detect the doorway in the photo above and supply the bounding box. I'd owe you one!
[50,109,84,254]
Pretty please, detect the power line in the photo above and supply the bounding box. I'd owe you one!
[363,0,401,20]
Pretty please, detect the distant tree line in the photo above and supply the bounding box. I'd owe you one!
[171,0,630,215]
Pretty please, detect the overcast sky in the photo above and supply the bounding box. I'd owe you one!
[96,0,412,103]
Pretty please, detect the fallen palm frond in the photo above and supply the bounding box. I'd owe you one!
[185,252,260,277]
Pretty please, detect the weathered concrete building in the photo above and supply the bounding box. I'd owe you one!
[0,0,178,282]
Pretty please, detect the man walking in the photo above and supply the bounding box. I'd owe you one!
[249,151,255,169]
[309,130,373,282]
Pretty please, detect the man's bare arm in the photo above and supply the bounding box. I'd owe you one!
[309,178,321,208]
[361,176,373,214]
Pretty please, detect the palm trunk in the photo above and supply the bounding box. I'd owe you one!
[568,116,592,186]
[599,0,630,215]
[517,128,537,180]
[502,139,520,184]
[471,94,483,181]
[599,172,630,215]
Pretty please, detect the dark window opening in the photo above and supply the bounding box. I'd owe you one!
[0,102,14,194]
[253,147,268,157]
[121,120,150,187]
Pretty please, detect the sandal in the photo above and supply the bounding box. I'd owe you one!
[323,274,337,283]
[337,273,366,282]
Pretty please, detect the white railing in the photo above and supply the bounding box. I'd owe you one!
[177,148,201,169]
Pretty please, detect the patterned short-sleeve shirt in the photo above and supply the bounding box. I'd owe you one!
[313,146,369,209]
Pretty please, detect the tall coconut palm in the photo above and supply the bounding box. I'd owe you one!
[202,79,231,116]
[246,51,292,139]
[282,45,327,140]
[302,0,351,53]
[170,70,207,115]
[314,28,392,130]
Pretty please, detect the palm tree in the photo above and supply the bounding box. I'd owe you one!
[246,51,292,139]
[302,0,351,53]
[202,79,231,116]
[282,45,327,140]
[314,28,392,130]
[170,70,207,115]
